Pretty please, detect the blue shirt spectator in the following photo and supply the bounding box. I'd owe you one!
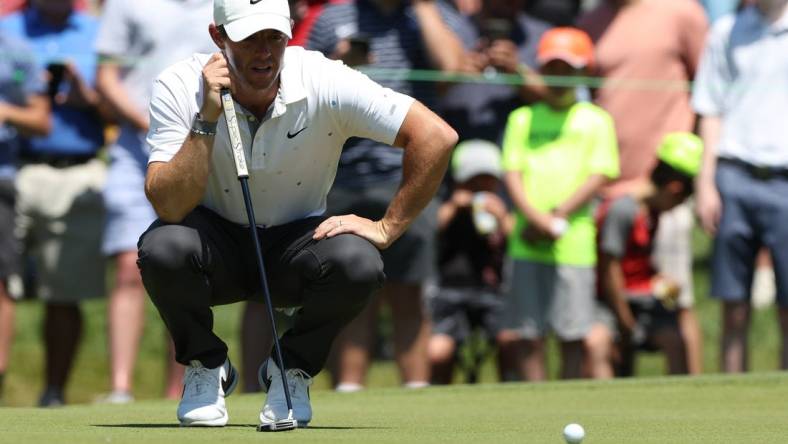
[0,7,103,157]
[0,33,45,178]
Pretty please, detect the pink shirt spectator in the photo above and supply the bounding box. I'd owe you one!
[578,0,707,196]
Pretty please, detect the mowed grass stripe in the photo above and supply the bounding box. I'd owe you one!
[2,373,787,444]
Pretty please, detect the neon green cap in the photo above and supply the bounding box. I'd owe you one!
[657,132,704,178]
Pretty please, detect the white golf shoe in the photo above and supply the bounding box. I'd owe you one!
[177,358,238,427]
[258,358,313,428]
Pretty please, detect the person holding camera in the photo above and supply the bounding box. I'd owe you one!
[499,28,619,381]
[440,0,552,145]
[0,0,105,406]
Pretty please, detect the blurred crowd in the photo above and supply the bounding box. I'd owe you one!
[1,0,787,406]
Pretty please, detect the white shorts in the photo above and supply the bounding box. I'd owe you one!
[653,201,694,309]
[102,130,157,256]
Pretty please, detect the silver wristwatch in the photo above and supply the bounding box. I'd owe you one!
[191,113,218,136]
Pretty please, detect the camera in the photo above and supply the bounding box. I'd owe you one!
[46,62,66,99]
[480,18,512,42]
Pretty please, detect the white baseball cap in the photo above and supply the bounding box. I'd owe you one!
[214,0,292,42]
[451,139,502,183]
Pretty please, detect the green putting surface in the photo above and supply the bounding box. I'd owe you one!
[2,372,787,443]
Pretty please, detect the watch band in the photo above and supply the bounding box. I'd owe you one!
[191,113,218,136]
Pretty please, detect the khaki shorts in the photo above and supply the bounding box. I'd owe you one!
[503,259,594,341]
[16,159,107,303]
[653,201,694,309]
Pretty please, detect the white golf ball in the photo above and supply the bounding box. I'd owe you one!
[563,423,585,443]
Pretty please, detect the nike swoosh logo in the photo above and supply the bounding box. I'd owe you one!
[287,127,307,139]
[250,0,264,4]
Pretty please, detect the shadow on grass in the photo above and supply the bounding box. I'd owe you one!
[305,426,389,430]
[93,424,389,430]
[92,424,256,429]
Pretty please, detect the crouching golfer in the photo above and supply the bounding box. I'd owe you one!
[137,0,457,429]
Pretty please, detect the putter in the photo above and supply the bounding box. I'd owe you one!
[220,89,298,432]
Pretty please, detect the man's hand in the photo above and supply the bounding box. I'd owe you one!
[478,191,508,221]
[458,50,489,74]
[486,39,520,74]
[522,212,564,243]
[313,215,395,250]
[452,0,481,15]
[330,39,373,67]
[616,309,638,339]
[200,52,235,122]
[55,63,98,109]
[652,274,681,309]
[450,189,474,209]
[696,178,721,235]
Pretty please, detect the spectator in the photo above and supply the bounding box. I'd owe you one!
[499,28,619,381]
[94,0,215,403]
[589,133,702,378]
[526,0,582,26]
[0,33,50,402]
[1,0,106,407]
[305,0,466,391]
[693,0,788,373]
[427,140,512,384]
[577,0,708,375]
[440,0,551,144]
[289,0,329,47]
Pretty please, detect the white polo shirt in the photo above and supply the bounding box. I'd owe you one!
[692,6,788,167]
[147,47,415,226]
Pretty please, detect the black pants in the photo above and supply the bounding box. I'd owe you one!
[137,206,385,375]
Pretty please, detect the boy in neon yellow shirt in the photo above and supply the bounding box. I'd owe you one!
[500,27,620,380]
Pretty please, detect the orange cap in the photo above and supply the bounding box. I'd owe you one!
[537,27,594,69]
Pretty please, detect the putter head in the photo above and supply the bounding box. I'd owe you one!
[257,418,297,432]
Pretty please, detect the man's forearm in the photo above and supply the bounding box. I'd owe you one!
[697,116,721,187]
[0,96,50,136]
[382,102,457,245]
[413,0,465,72]
[602,257,635,330]
[504,171,544,224]
[516,65,548,103]
[145,134,214,222]
[97,63,149,130]
[554,174,608,218]
[437,201,460,230]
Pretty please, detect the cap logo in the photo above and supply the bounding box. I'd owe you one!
[250,0,263,3]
